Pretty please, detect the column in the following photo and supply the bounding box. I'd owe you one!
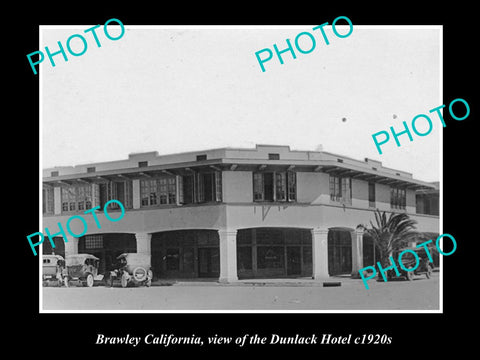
[311,228,329,279]
[64,237,79,256]
[218,229,238,283]
[53,187,62,215]
[350,229,364,278]
[135,232,152,255]
[132,179,141,209]
[91,183,100,208]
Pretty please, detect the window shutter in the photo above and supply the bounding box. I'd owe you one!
[215,171,222,202]
[177,175,184,204]
[197,173,204,203]
[253,173,264,201]
[287,172,296,201]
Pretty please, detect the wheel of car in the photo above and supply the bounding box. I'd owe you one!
[121,273,128,288]
[147,270,153,287]
[133,267,147,282]
[406,271,414,281]
[85,273,94,287]
[426,265,432,279]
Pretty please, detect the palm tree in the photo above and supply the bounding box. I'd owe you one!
[359,209,419,270]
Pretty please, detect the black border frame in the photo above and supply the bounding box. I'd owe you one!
[16,2,476,355]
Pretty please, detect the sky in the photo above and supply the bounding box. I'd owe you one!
[40,24,441,182]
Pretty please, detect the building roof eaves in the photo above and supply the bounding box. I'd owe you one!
[43,157,436,190]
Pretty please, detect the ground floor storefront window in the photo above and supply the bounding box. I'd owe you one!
[328,230,352,276]
[236,228,312,279]
[151,230,220,279]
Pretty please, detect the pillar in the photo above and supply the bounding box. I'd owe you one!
[311,228,329,279]
[218,229,238,283]
[132,179,141,209]
[350,228,364,278]
[53,187,62,215]
[135,232,152,255]
[64,237,78,256]
[91,184,100,208]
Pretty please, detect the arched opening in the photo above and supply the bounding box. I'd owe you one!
[236,227,312,279]
[151,230,220,279]
[328,228,353,276]
[78,233,136,274]
[42,236,65,259]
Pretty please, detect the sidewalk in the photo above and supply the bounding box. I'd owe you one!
[151,275,360,287]
[150,269,439,287]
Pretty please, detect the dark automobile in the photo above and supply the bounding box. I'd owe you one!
[387,247,434,281]
[109,253,153,288]
[63,254,104,287]
[42,255,65,287]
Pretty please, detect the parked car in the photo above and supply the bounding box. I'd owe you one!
[42,255,65,287]
[110,253,153,288]
[388,247,434,281]
[63,254,104,287]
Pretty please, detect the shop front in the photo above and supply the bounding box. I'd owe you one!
[236,227,312,279]
[151,230,220,279]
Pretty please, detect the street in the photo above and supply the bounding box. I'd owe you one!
[41,272,440,311]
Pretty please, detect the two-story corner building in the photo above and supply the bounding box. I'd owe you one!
[41,144,440,282]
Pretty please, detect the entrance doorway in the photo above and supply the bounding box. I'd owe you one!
[328,229,352,275]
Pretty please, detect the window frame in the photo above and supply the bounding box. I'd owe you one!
[390,186,407,210]
[196,171,222,203]
[42,187,55,215]
[61,184,94,214]
[140,176,178,207]
[253,171,297,203]
[329,175,352,204]
[368,181,376,207]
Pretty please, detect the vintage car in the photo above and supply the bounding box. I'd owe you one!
[42,254,65,287]
[387,247,434,281]
[109,253,153,288]
[63,254,104,287]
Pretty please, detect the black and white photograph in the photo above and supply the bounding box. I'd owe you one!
[15,3,477,355]
[39,23,442,312]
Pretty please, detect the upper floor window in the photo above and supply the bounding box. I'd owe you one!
[197,172,222,203]
[180,171,222,204]
[100,180,133,210]
[61,184,93,213]
[329,175,352,204]
[416,193,439,215]
[253,171,296,202]
[140,176,178,207]
[390,186,406,210]
[59,181,133,214]
[268,153,280,160]
[42,187,54,214]
[368,182,375,207]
